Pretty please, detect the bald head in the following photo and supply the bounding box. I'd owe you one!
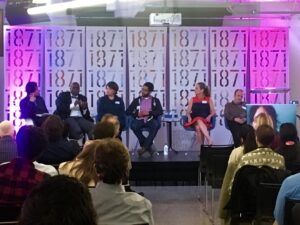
[70,82,80,96]
[0,120,15,137]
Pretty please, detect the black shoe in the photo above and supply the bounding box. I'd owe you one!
[137,147,147,156]
[147,146,156,156]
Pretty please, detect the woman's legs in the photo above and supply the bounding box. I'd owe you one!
[195,120,212,145]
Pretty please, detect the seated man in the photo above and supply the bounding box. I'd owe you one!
[126,82,163,155]
[90,138,154,225]
[19,175,97,225]
[55,82,94,140]
[0,120,17,164]
[273,173,300,225]
[224,89,247,147]
[20,81,49,127]
[0,126,49,219]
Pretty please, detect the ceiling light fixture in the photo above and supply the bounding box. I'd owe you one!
[28,0,115,15]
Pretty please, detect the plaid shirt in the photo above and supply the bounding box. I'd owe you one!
[0,158,49,206]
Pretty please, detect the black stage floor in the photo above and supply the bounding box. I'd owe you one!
[129,151,200,186]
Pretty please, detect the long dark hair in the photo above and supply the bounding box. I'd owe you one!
[197,82,210,97]
[239,124,257,154]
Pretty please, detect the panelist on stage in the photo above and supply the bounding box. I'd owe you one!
[224,89,247,147]
[126,82,163,156]
[20,81,49,127]
[97,81,126,139]
[184,82,215,145]
[55,82,94,140]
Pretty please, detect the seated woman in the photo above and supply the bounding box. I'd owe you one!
[184,82,215,145]
[37,115,81,165]
[277,123,300,166]
[218,124,257,225]
[97,81,126,139]
[59,140,99,187]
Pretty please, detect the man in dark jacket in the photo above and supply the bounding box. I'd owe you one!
[126,82,163,156]
[54,82,94,140]
[20,82,49,127]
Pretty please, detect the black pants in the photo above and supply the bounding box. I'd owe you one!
[130,118,160,149]
[226,120,245,148]
[65,117,94,140]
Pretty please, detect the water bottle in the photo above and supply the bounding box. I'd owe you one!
[163,144,169,156]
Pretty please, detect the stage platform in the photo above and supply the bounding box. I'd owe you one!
[129,151,200,186]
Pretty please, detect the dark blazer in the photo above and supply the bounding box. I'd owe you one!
[126,96,163,120]
[97,95,126,128]
[20,96,48,119]
[20,96,49,126]
[54,92,93,122]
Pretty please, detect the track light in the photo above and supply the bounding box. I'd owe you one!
[28,0,114,15]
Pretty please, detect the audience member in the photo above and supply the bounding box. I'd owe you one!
[236,124,285,171]
[94,120,119,140]
[19,175,97,225]
[37,115,81,165]
[219,124,257,224]
[90,138,154,225]
[277,123,300,166]
[20,81,49,127]
[59,140,98,187]
[273,173,300,225]
[0,126,50,210]
[100,113,122,139]
[184,82,215,145]
[228,125,285,195]
[253,112,279,149]
[224,89,247,147]
[0,120,17,164]
[97,81,126,139]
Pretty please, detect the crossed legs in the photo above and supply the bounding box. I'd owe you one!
[194,120,212,145]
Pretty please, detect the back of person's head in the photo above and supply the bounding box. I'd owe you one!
[0,120,15,137]
[93,121,119,139]
[95,138,129,184]
[66,140,99,186]
[19,175,97,225]
[239,124,257,154]
[253,112,274,130]
[255,125,275,147]
[41,115,63,142]
[25,82,37,95]
[279,123,298,145]
[16,126,47,161]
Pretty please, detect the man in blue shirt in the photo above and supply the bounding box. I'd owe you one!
[274,173,300,225]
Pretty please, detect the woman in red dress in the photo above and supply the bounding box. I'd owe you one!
[184,82,215,145]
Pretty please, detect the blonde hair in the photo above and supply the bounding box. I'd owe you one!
[0,120,15,137]
[253,113,274,130]
[61,140,100,186]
